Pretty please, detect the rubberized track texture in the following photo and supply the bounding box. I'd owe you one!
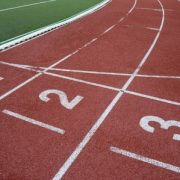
[0,0,180,179]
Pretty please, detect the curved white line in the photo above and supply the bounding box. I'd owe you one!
[0,0,111,51]
[0,0,135,101]
[52,0,139,179]
[52,0,166,179]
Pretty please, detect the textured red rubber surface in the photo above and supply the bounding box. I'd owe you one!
[0,0,179,179]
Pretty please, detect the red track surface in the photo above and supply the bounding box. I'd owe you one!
[0,0,180,179]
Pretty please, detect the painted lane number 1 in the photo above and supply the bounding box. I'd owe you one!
[39,89,84,110]
[140,116,180,141]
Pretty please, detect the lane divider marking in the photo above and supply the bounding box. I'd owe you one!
[0,62,180,106]
[122,24,160,31]
[136,7,162,12]
[0,77,4,81]
[136,7,174,12]
[52,0,166,178]
[110,146,180,173]
[145,27,160,31]
[1,60,179,106]
[2,109,65,135]
[1,61,180,79]
[44,71,180,106]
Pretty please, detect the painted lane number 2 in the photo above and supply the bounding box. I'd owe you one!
[140,116,180,141]
[39,89,84,110]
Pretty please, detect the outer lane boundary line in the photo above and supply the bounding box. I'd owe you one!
[2,109,65,135]
[0,0,56,13]
[110,146,180,173]
[0,0,111,51]
[52,0,166,178]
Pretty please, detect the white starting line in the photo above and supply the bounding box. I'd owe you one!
[110,146,180,173]
[2,109,65,135]
[0,61,179,106]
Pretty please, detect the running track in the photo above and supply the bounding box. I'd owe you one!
[0,0,180,179]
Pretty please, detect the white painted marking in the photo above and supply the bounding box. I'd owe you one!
[0,77,4,81]
[118,17,125,23]
[42,67,180,79]
[110,146,180,173]
[0,0,56,12]
[1,61,179,106]
[140,116,180,141]
[0,61,37,73]
[52,0,138,179]
[0,48,81,101]
[0,0,128,101]
[146,27,160,31]
[125,90,180,106]
[39,89,83,110]
[53,0,166,178]
[0,0,111,50]
[49,67,131,76]
[136,7,162,12]
[45,71,120,91]
[103,25,116,34]
[44,71,180,106]
[0,73,42,101]
[2,109,65,135]
[1,61,180,80]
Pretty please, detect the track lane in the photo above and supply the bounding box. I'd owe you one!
[0,0,179,179]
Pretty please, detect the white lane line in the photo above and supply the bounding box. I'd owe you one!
[0,61,37,73]
[110,146,180,173]
[0,0,132,100]
[2,61,180,80]
[1,61,179,106]
[53,0,165,178]
[0,77,4,81]
[0,0,56,12]
[136,7,162,12]
[123,24,160,32]
[43,67,180,79]
[125,90,180,106]
[145,27,160,31]
[0,73,42,101]
[0,49,84,101]
[2,109,65,135]
[44,71,180,106]
[103,24,116,34]
[45,71,120,91]
[52,1,138,179]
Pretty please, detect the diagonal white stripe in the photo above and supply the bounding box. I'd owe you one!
[110,146,180,173]
[2,109,65,135]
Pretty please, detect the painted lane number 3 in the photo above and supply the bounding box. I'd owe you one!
[140,116,180,141]
[39,89,84,110]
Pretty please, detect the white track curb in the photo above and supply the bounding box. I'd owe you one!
[0,0,111,51]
